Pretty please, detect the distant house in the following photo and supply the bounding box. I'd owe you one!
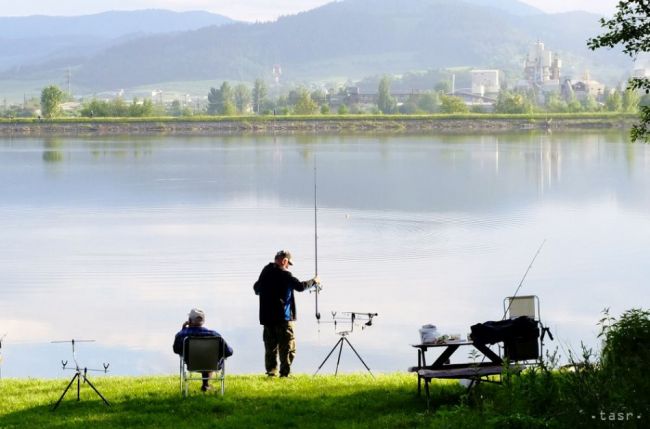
[471,70,500,96]
[60,102,82,113]
[562,72,605,101]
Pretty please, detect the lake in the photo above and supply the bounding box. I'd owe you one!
[0,131,648,378]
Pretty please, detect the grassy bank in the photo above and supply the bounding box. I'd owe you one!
[0,113,637,137]
[0,112,638,124]
[2,310,649,428]
[0,373,470,429]
[2,370,646,429]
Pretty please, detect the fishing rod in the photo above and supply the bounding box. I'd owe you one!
[313,162,321,321]
[502,239,546,320]
[470,240,548,368]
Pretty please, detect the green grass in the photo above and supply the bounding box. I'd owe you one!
[0,373,474,429]
[3,309,649,428]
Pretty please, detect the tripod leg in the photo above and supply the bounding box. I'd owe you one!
[52,373,79,411]
[77,372,81,401]
[343,337,375,378]
[313,338,344,376]
[334,338,345,376]
[82,375,111,407]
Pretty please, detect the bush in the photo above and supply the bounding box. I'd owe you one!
[475,308,650,428]
[557,308,650,426]
[599,308,650,417]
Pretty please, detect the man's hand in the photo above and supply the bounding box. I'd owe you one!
[311,276,322,292]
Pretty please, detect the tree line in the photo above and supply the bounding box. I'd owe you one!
[5,76,643,120]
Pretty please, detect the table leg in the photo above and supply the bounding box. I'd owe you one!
[417,350,422,395]
[431,345,459,368]
[473,343,503,364]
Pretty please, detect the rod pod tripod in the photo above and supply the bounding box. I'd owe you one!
[52,339,110,411]
[313,331,375,378]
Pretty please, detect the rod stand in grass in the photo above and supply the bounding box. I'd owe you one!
[313,312,378,378]
[51,339,111,411]
[0,333,6,380]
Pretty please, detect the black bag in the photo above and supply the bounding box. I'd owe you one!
[470,316,539,344]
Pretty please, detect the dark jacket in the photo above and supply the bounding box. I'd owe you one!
[253,262,315,325]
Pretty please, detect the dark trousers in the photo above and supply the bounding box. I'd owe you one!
[263,321,296,376]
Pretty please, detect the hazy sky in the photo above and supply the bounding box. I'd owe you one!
[0,0,618,20]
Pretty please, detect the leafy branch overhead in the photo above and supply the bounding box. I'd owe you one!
[588,0,650,141]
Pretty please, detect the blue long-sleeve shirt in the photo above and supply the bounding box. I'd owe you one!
[173,326,234,357]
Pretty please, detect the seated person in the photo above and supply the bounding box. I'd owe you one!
[173,308,233,391]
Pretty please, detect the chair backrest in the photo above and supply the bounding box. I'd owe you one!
[183,336,225,372]
[504,295,539,320]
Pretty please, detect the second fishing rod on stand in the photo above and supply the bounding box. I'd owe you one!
[311,163,322,322]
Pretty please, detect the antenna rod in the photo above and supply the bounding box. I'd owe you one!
[314,163,321,320]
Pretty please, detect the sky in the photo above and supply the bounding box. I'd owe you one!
[0,0,619,21]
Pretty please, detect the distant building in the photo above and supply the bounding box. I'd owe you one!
[518,41,562,96]
[562,71,605,101]
[471,70,500,96]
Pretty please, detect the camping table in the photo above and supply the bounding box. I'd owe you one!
[410,340,503,395]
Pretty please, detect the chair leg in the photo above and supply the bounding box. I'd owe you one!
[179,361,184,396]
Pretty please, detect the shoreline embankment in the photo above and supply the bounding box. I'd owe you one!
[0,113,636,137]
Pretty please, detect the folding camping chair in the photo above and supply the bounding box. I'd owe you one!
[180,336,227,396]
[503,295,553,363]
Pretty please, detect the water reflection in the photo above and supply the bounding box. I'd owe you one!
[0,132,648,378]
[42,138,64,163]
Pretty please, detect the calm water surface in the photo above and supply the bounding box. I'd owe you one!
[0,132,649,378]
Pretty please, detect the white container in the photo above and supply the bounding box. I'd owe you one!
[419,324,439,344]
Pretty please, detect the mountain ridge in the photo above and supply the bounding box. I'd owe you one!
[0,0,629,92]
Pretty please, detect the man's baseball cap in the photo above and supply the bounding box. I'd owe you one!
[275,250,293,265]
[188,308,205,324]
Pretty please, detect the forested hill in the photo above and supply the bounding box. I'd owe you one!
[3,0,629,90]
[462,0,543,15]
[0,10,234,39]
[0,10,235,71]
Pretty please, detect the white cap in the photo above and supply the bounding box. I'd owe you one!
[188,308,205,325]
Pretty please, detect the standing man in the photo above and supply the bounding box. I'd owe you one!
[254,250,320,377]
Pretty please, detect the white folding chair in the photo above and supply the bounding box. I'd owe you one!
[502,295,552,362]
[180,336,226,396]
